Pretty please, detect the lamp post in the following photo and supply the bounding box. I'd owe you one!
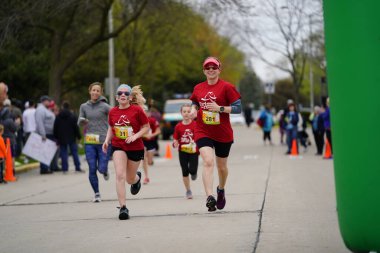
[309,14,314,110]
[108,5,115,107]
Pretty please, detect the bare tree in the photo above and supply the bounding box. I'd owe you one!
[238,0,323,105]
[1,0,147,102]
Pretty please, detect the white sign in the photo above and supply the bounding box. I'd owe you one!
[264,82,275,94]
[22,132,58,165]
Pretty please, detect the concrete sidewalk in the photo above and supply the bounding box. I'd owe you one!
[0,125,349,253]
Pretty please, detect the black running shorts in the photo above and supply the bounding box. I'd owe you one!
[196,137,233,158]
[111,146,145,162]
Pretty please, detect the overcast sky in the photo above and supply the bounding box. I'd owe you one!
[185,0,323,82]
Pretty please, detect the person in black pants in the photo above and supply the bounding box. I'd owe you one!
[173,104,199,199]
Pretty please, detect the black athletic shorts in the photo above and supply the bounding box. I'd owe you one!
[196,137,233,158]
[143,140,156,151]
[111,146,144,162]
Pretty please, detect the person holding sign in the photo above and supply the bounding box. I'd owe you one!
[102,84,149,220]
[173,104,199,199]
[189,57,241,212]
[78,82,111,203]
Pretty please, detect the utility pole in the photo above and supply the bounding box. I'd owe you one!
[309,15,314,110]
[108,5,115,107]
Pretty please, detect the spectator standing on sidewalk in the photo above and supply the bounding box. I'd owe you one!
[22,100,36,142]
[322,97,332,155]
[78,82,111,203]
[0,83,19,174]
[309,106,325,155]
[189,57,241,212]
[258,105,274,145]
[35,95,60,174]
[284,102,299,154]
[102,84,149,220]
[54,101,83,174]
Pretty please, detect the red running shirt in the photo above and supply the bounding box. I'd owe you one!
[108,105,149,151]
[190,79,241,143]
[143,116,159,141]
[173,121,199,154]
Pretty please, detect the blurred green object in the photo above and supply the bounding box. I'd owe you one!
[324,0,380,251]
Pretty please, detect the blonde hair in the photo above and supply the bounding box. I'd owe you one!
[0,124,4,133]
[181,103,192,112]
[130,85,146,107]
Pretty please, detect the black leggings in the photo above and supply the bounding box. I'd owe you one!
[263,131,271,141]
[178,151,199,177]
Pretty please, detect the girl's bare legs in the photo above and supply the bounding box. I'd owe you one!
[113,151,128,207]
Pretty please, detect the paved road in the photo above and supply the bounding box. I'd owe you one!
[0,125,349,253]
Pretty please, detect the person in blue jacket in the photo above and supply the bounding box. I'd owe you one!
[259,105,274,145]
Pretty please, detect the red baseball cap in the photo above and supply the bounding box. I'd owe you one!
[203,57,221,68]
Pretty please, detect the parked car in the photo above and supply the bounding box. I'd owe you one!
[230,113,246,125]
[161,99,191,140]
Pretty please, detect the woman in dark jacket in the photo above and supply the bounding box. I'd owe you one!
[54,101,82,173]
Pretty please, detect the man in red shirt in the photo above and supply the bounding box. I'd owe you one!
[190,57,242,212]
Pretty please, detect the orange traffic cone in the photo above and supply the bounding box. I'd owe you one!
[323,138,332,159]
[4,138,16,182]
[290,139,298,156]
[164,143,173,159]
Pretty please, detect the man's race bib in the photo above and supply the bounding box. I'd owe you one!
[181,142,196,154]
[85,134,100,144]
[114,126,133,139]
[202,111,220,125]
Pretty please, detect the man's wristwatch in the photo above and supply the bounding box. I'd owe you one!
[219,106,225,112]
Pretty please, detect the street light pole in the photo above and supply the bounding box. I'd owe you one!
[309,15,314,110]
[108,5,115,107]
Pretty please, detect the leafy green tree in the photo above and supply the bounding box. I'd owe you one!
[1,0,147,103]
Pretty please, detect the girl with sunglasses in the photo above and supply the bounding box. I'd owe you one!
[102,84,149,220]
[78,82,111,203]
[189,57,242,212]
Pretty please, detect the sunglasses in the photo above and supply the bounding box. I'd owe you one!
[117,91,130,96]
[204,66,219,70]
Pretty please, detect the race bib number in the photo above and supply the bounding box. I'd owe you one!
[181,142,196,154]
[114,126,133,140]
[202,111,220,125]
[85,134,100,144]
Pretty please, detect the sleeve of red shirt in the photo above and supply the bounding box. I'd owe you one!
[173,124,179,140]
[225,83,241,105]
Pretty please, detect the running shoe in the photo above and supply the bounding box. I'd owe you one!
[206,195,217,212]
[118,205,129,220]
[190,173,197,181]
[93,193,101,203]
[103,171,109,181]
[143,177,150,185]
[186,190,193,199]
[216,187,226,210]
[130,171,142,195]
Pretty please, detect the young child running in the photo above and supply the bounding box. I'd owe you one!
[142,107,161,184]
[102,84,149,220]
[173,104,199,199]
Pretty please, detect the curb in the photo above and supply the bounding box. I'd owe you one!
[15,163,39,173]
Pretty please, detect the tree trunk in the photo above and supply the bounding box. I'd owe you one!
[49,65,63,104]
